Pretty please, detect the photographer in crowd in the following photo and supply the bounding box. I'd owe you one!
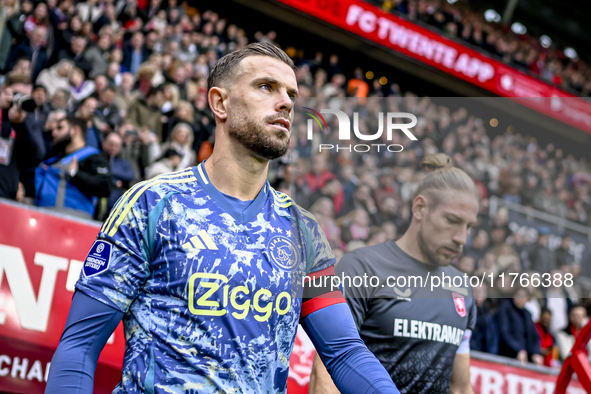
[0,71,45,200]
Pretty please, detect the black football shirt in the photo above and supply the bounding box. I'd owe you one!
[335,241,477,394]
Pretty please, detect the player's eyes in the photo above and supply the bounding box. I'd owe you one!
[260,84,271,91]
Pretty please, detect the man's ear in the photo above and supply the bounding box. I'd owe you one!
[71,126,81,140]
[208,86,228,121]
[412,194,429,221]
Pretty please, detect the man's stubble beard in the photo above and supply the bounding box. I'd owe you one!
[227,108,290,161]
[51,129,72,154]
[417,223,452,267]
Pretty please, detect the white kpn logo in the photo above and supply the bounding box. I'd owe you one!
[304,108,418,153]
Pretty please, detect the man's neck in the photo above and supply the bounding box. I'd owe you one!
[203,141,269,201]
[65,140,86,155]
[395,226,431,265]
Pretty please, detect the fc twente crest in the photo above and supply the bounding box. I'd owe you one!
[452,292,466,317]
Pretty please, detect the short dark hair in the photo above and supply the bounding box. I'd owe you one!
[147,84,164,98]
[33,84,47,94]
[207,42,295,91]
[63,116,88,140]
[3,72,32,87]
[162,148,183,160]
[103,84,117,93]
[105,131,121,142]
[15,56,32,65]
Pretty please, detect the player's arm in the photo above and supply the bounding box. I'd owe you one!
[297,206,398,393]
[450,353,473,394]
[309,352,340,394]
[301,268,399,394]
[46,183,164,391]
[45,291,123,394]
[450,311,475,394]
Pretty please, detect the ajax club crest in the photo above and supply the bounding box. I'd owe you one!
[267,236,299,270]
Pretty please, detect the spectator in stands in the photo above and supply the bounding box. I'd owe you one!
[156,122,195,170]
[76,0,102,24]
[465,228,490,262]
[106,61,122,86]
[69,67,95,102]
[309,197,342,249]
[126,85,165,141]
[42,109,67,157]
[497,287,543,365]
[339,183,381,226]
[0,0,22,73]
[95,84,122,133]
[529,227,557,275]
[50,88,71,112]
[75,96,101,149]
[308,178,344,216]
[7,26,49,82]
[455,255,475,275]
[535,308,559,367]
[340,209,371,244]
[373,170,396,210]
[84,33,112,79]
[58,36,92,77]
[11,57,32,77]
[102,131,135,214]
[162,99,194,143]
[470,285,499,354]
[36,59,73,98]
[378,196,402,226]
[123,31,150,75]
[32,84,50,126]
[0,72,45,200]
[556,305,591,361]
[347,67,369,99]
[145,147,183,179]
[304,153,336,193]
[114,72,138,114]
[35,116,111,219]
[556,237,576,267]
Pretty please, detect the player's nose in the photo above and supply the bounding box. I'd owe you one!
[452,226,470,246]
[275,89,293,113]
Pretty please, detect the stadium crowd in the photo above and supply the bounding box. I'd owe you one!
[369,0,591,97]
[1,0,590,369]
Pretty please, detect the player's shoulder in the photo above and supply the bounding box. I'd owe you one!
[339,241,394,269]
[278,192,316,224]
[100,168,199,237]
[143,168,200,195]
[269,186,294,208]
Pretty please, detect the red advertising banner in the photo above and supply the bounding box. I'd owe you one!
[0,200,123,394]
[471,358,584,394]
[274,0,591,134]
[286,331,586,394]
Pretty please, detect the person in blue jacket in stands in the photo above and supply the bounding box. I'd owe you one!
[497,287,544,365]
